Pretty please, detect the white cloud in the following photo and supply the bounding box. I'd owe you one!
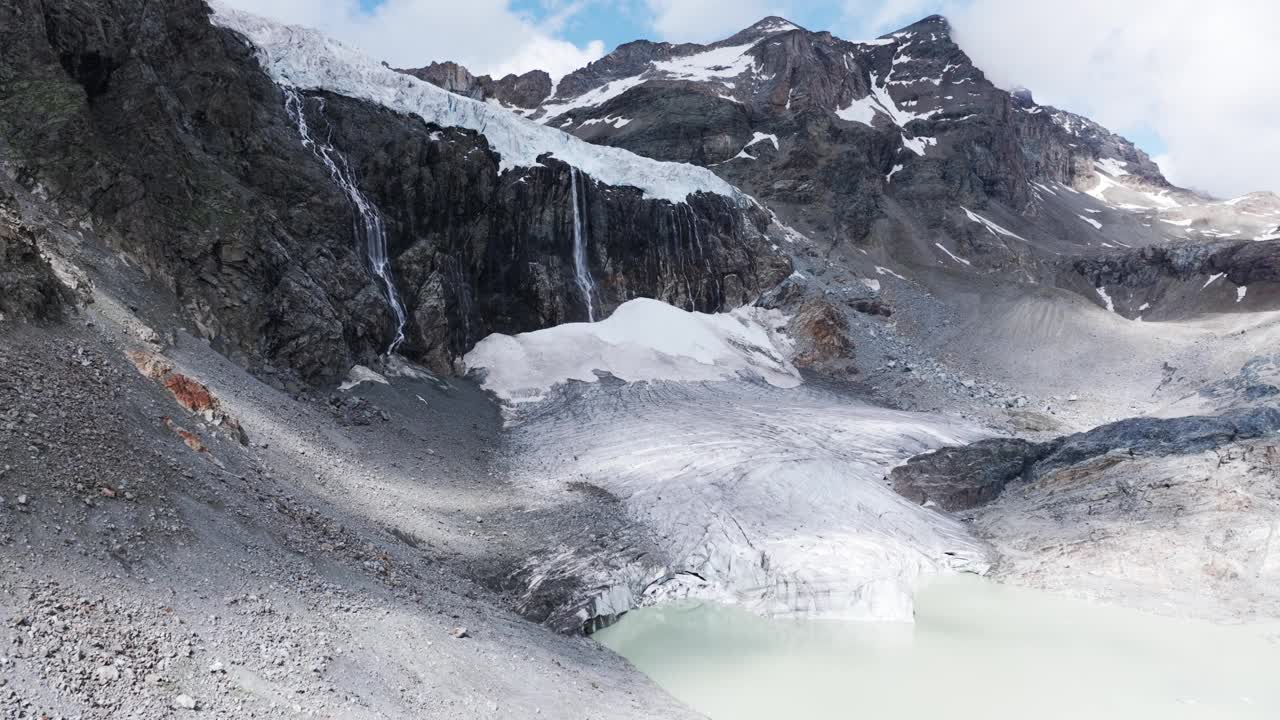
[215,0,604,80]
[947,0,1280,197]
[644,0,793,43]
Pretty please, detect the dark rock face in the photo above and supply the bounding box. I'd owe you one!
[395,61,551,109]
[892,438,1048,510]
[0,202,72,323]
[0,0,787,383]
[307,92,790,371]
[1067,239,1280,318]
[892,406,1280,511]
[1210,240,1280,285]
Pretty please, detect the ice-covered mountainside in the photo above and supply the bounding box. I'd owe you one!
[464,298,799,403]
[208,4,743,205]
[468,298,991,625]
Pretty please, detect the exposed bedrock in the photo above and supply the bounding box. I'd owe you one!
[0,0,789,385]
[0,198,74,324]
[892,406,1280,511]
[394,61,552,109]
[1066,239,1280,318]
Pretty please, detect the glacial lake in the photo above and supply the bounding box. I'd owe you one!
[596,575,1280,719]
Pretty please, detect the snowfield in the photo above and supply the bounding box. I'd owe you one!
[209,4,744,205]
[464,298,799,403]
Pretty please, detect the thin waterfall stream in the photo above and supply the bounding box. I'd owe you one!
[570,168,599,322]
[283,89,408,354]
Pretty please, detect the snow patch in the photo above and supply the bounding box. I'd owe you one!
[875,266,908,281]
[1094,158,1130,177]
[1238,286,1248,303]
[902,135,937,156]
[961,207,1029,243]
[836,70,939,130]
[934,242,971,266]
[339,365,390,392]
[653,43,758,82]
[580,114,633,129]
[1202,273,1225,290]
[1077,214,1102,230]
[745,132,780,151]
[1095,286,1115,313]
[464,299,799,403]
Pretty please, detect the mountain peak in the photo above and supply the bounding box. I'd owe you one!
[883,13,952,39]
[748,16,805,33]
[723,16,807,44]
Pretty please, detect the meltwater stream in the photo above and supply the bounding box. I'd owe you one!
[283,89,409,354]
[598,575,1280,720]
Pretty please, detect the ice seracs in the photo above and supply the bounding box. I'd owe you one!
[210,3,743,205]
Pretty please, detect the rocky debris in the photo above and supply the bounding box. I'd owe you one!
[395,61,552,109]
[163,417,208,453]
[0,314,699,720]
[787,297,855,372]
[1197,355,1280,411]
[128,350,249,445]
[327,394,390,427]
[892,406,1280,511]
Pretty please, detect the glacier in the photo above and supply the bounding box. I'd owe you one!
[466,299,993,625]
[209,3,745,205]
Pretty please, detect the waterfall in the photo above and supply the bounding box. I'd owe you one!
[570,168,599,322]
[282,89,408,355]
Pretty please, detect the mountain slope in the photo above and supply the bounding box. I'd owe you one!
[420,14,1280,319]
[0,0,790,386]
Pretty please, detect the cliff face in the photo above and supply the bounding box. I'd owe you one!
[394,61,552,109]
[0,0,788,384]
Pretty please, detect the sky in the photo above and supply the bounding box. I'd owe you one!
[219,0,1279,198]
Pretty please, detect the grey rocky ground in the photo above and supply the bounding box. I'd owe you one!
[0,190,697,718]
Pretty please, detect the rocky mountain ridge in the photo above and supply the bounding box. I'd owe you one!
[419,14,1279,320]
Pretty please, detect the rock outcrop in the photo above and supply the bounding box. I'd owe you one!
[892,406,1280,511]
[0,199,72,324]
[1068,239,1280,318]
[395,61,552,109]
